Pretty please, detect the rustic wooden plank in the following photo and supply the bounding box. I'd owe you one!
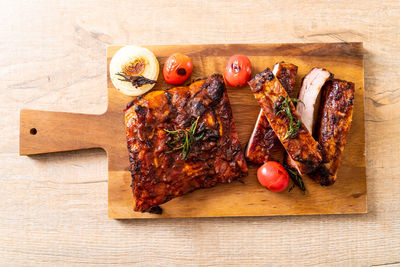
[20,43,367,219]
[107,43,366,218]
[20,110,106,155]
[19,42,367,219]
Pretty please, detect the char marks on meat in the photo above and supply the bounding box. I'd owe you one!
[249,68,322,174]
[309,79,355,185]
[124,74,248,212]
[272,62,298,96]
[245,111,276,164]
[245,62,298,164]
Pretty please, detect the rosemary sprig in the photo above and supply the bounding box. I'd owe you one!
[116,72,157,88]
[275,96,304,140]
[164,116,204,160]
[284,165,306,194]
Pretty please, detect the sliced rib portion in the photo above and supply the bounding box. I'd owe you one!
[245,111,276,164]
[245,62,297,164]
[249,68,322,174]
[309,79,355,185]
[286,68,332,170]
[296,68,333,132]
[124,74,248,212]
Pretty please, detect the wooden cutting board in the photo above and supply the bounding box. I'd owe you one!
[20,43,366,219]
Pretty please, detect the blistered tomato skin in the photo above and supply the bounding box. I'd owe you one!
[257,161,290,192]
[224,55,252,87]
[163,53,193,85]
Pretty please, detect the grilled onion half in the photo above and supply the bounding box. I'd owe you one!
[110,46,159,96]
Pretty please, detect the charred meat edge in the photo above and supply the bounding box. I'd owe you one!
[309,79,355,185]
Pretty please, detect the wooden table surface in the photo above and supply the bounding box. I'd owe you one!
[1,1,399,266]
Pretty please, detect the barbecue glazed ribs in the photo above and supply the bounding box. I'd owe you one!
[249,68,322,174]
[245,62,298,164]
[124,74,248,212]
[309,79,355,185]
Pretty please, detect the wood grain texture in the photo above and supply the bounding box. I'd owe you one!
[20,43,366,219]
[2,0,400,266]
[109,43,366,218]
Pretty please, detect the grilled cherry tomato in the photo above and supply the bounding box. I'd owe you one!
[163,53,193,85]
[257,161,290,192]
[224,54,252,87]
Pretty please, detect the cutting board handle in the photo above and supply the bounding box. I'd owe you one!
[20,109,109,155]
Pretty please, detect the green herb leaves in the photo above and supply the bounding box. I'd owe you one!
[164,116,204,160]
[275,96,304,140]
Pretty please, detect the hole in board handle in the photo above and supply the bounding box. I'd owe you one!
[30,128,37,135]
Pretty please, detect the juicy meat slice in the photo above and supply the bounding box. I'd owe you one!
[286,68,332,170]
[249,68,322,174]
[124,74,248,212]
[245,62,298,164]
[296,68,333,133]
[309,79,355,185]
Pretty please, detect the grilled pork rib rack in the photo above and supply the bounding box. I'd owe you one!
[124,74,248,212]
